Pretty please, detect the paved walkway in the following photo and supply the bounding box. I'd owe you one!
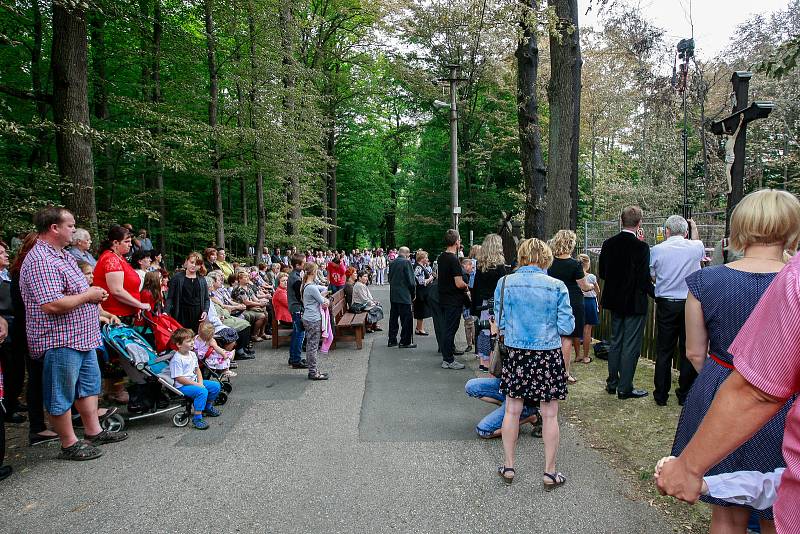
[1,286,672,533]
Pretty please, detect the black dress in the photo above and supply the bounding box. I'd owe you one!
[176,276,203,332]
[413,264,432,320]
[547,257,585,338]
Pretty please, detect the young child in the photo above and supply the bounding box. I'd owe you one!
[578,254,600,363]
[460,257,475,355]
[169,328,222,429]
[194,322,235,378]
[655,456,784,511]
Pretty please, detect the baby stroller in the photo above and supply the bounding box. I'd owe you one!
[143,310,233,395]
[101,324,227,430]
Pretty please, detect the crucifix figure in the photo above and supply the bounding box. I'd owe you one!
[710,71,775,235]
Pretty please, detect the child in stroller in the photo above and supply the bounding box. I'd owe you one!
[195,322,235,378]
[169,328,222,430]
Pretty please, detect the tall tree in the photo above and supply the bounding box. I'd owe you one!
[204,0,225,247]
[280,1,301,239]
[52,1,97,230]
[545,0,581,235]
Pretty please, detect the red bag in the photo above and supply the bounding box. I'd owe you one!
[143,311,183,353]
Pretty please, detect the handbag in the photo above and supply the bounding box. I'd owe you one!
[488,275,508,377]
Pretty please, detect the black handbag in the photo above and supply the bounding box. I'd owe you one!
[488,275,508,377]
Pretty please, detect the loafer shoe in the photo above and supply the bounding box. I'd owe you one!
[618,389,649,400]
[399,343,417,349]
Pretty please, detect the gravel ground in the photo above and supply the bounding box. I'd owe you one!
[0,286,674,534]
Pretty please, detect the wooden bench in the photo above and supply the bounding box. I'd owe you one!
[329,289,368,350]
[271,312,294,350]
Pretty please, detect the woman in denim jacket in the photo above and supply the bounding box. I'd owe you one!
[494,238,575,489]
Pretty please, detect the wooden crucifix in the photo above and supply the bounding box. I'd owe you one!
[710,71,775,235]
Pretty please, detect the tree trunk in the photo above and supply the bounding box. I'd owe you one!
[205,0,224,247]
[326,113,337,249]
[90,11,114,213]
[280,2,301,238]
[247,0,263,261]
[569,21,582,231]
[52,2,96,231]
[545,0,580,236]
[152,0,166,252]
[28,0,49,168]
[517,0,547,239]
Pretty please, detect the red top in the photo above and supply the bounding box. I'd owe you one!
[93,250,142,317]
[730,253,800,532]
[327,261,346,288]
[272,287,292,323]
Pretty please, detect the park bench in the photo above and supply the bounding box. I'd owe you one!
[271,313,294,349]
[329,289,367,350]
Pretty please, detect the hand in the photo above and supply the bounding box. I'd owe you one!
[199,312,207,322]
[655,456,704,504]
[84,286,108,304]
[109,314,121,325]
[139,302,151,311]
[0,316,8,343]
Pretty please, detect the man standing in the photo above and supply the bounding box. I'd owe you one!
[436,230,467,370]
[387,246,416,348]
[650,215,703,406]
[598,206,654,399]
[20,207,127,461]
[286,253,307,369]
[137,229,153,251]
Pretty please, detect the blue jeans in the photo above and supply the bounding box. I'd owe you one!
[43,348,101,416]
[289,311,305,364]
[177,380,221,412]
[465,377,536,437]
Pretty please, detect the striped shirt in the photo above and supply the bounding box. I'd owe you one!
[20,239,101,359]
[730,253,800,533]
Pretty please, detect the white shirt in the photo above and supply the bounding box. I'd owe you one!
[705,468,784,511]
[649,235,705,299]
[169,350,199,382]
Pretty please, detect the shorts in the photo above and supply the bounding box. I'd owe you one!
[43,347,102,416]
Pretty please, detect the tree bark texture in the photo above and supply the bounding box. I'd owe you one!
[517,0,547,239]
[205,0,225,248]
[90,11,114,213]
[247,1,262,259]
[152,0,166,252]
[280,2,301,238]
[569,19,582,230]
[52,2,97,231]
[28,0,50,168]
[546,0,580,236]
[326,113,337,249]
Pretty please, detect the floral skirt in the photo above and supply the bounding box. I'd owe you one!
[500,346,567,403]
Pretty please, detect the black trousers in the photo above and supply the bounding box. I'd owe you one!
[0,343,23,415]
[235,326,252,351]
[388,302,413,345]
[0,399,5,467]
[607,312,645,395]
[440,305,462,363]
[654,299,698,404]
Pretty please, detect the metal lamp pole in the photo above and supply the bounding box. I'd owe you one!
[447,64,460,233]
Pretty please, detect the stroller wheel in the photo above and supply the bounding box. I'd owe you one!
[101,413,126,433]
[214,391,228,406]
[222,382,233,394]
[172,412,190,427]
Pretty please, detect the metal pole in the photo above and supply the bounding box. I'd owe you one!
[449,64,459,233]
[682,86,689,219]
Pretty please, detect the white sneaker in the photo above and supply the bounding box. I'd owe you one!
[441,361,465,370]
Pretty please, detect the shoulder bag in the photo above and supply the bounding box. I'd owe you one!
[488,275,509,377]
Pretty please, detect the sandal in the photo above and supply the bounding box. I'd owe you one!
[578,357,593,364]
[497,466,515,484]
[415,330,429,336]
[58,440,103,461]
[543,472,566,491]
[84,429,129,445]
[567,375,577,384]
[308,371,329,381]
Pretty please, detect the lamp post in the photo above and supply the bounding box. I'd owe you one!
[436,65,463,233]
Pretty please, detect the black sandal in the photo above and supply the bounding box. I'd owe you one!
[415,330,429,336]
[308,372,329,381]
[58,440,103,461]
[497,466,515,484]
[543,472,566,491]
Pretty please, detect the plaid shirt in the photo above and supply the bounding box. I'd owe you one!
[20,239,101,359]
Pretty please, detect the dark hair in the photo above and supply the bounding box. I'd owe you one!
[99,225,131,253]
[357,270,369,279]
[33,206,70,234]
[142,271,164,307]
[170,327,194,346]
[290,253,305,268]
[203,247,217,260]
[444,229,460,247]
[9,232,38,276]
[130,248,151,268]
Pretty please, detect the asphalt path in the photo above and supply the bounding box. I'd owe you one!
[0,285,672,534]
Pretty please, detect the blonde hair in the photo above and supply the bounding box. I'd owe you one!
[578,253,590,272]
[478,234,505,272]
[303,262,318,282]
[468,245,482,259]
[276,272,289,283]
[516,238,553,269]
[729,189,800,253]
[548,230,577,257]
[198,322,215,341]
[415,250,428,263]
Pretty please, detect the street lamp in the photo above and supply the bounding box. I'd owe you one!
[436,65,464,233]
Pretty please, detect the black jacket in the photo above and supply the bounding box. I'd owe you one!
[388,257,415,304]
[470,264,511,316]
[165,271,209,319]
[598,231,654,315]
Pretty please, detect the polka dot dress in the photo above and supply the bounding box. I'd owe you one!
[671,266,794,520]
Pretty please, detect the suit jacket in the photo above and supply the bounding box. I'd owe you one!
[388,257,415,304]
[598,231,654,315]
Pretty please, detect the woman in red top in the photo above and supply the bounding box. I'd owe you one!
[326,254,346,294]
[271,272,292,325]
[93,225,149,323]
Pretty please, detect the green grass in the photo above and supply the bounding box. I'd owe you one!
[563,355,711,532]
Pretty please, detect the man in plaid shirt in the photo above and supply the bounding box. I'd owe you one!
[20,207,127,461]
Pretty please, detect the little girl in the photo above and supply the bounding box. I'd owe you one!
[578,254,600,363]
[169,328,222,430]
[194,322,235,378]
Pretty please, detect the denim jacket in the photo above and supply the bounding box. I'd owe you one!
[493,265,575,350]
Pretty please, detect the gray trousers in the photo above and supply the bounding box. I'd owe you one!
[606,312,645,395]
[302,319,322,375]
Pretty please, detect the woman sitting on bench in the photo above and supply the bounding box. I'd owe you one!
[351,270,384,333]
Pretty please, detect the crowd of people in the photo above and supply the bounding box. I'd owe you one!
[2,189,800,534]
